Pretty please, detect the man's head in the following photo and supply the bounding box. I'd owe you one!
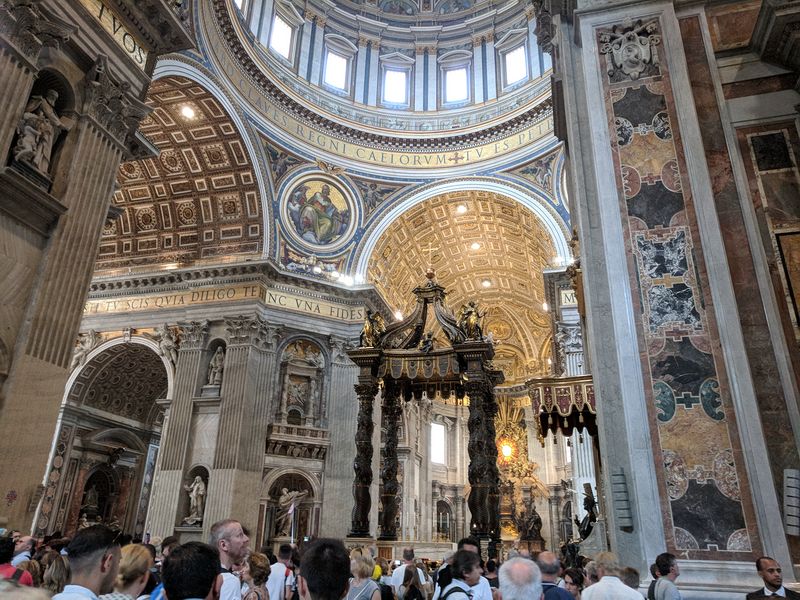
[451,550,482,587]
[64,525,121,595]
[584,561,599,586]
[593,552,620,579]
[756,556,783,591]
[498,557,542,600]
[402,547,414,563]
[0,537,15,564]
[209,520,249,567]
[278,543,293,564]
[14,536,34,556]
[456,537,480,555]
[655,552,679,581]
[297,538,350,600]
[535,551,561,583]
[161,536,179,559]
[620,566,639,589]
[162,542,221,600]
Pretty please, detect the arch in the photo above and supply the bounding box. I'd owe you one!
[152,59,271,255]
[84,427,148,454]
[353,177,571,277]
[260,467,321,500]
[63,335,175,405]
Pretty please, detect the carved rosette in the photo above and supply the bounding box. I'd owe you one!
[379,383,402,540]
[82,56,150,149]
[0,0,75,65]
[177,320,209,350]
[350,380,378,537]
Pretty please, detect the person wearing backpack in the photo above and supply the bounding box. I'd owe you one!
[0,536,34,586]
[437,551,481,600]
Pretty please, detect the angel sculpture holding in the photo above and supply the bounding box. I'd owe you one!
[457,301,484,340]
[359,310,386,347]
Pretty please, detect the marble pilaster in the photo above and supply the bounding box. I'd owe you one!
[203,315,277,535]
[145,321,209,537]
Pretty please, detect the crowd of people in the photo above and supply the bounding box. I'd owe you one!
[0,521,794,600]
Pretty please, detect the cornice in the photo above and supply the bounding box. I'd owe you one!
[88,258,391,311]
[212,0,553,150]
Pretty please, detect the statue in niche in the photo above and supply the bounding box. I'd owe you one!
[457,301,484,340]
[181,475,206,526]
[82,486,99,510]
[275,488,309,536]
[286,380,307,408]
[78,514,90,530]
[14,89,71,176]
[207,347,225,386]
[156,324,178,366]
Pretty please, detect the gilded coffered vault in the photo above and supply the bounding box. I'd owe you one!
[367,190,556,383]
[96,76,263,272]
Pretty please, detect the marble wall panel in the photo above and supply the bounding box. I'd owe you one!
[594,16,758,559]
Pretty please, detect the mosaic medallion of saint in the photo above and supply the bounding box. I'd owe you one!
[284,176,354,249]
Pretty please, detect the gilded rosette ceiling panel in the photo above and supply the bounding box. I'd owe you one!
[96,76,262,273]
[368,190,555,383]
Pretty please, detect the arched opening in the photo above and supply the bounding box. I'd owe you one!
[262,471,318,547]
[35,340,169,537]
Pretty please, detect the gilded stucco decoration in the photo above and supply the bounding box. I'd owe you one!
[97,76,262,272]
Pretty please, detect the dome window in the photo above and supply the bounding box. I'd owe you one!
[269,13,295,60]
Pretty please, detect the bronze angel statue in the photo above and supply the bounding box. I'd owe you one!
[457,301,484,340]
[359,310,386,347]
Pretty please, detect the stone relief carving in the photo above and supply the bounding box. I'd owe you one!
[0,0,75,62]
[598,19,662,82]
[154,324,179,366]
[14,89,71,176]
[177,320,209,350]
[83,56,150,146]
[71,330,102,371]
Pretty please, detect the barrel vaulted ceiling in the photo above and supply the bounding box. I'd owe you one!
[96,76,262,273]
[367,190,557,383]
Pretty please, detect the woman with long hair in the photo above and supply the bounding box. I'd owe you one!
[99,544,154,600]
[42,555,70,597]
[400,566,425,600]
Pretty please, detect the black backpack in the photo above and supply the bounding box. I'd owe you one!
[378,583,394,600]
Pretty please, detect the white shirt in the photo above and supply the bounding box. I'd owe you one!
[219,570,241,600]
[654,577,681,600]
[432,575,490,600]
[11,551,31,567]
[438,579,472,600]
[765,587,786,597]
[391,565,427,593]
[53,585,100,600]
[267,562,295,600]
[582,576,644,600]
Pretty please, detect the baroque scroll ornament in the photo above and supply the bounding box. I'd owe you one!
[599,19,662,81]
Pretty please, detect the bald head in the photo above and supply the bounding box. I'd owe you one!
[535,551,561,582]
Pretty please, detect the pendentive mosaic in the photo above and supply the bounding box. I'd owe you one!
[596,17,753,556]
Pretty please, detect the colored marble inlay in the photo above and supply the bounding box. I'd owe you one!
[596,17,752,556]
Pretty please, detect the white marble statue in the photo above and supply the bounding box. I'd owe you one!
[207,347,225,386]
[181,475,206,525]
[275,487,309,536]
[156,324,178,366]
[14,89,70,175]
